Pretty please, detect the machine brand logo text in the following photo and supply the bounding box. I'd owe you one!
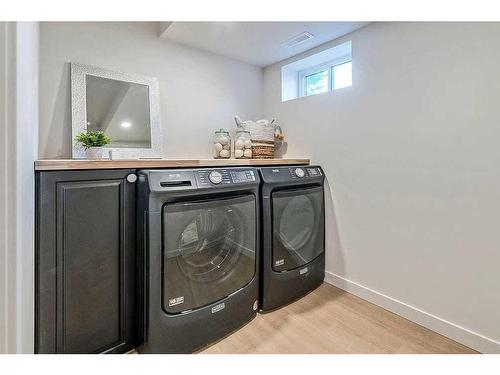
[168,296,184,307]
[275,259,284,266]
[212,302,225,314]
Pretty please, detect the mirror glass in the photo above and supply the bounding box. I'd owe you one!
[85,75,152,148]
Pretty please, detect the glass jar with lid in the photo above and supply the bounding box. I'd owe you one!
[234,130,252,159]
[213,128,231,159]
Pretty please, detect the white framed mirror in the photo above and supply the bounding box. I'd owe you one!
[71,63,162,158]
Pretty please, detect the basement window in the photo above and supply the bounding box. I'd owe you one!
[281,41,352,102]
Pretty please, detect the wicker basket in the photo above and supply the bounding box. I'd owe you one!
[235,116,275,159]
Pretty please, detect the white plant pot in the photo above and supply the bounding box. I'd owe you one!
[85,147,104,159]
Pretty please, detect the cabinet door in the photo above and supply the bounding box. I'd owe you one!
[36,169,136,354]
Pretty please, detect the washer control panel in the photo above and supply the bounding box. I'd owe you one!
[197,169,256,186]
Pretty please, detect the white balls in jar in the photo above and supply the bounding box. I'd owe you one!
[213,141,230,158]
[213,129,232,158]
[234,134,252,159]
[235,139,245,150]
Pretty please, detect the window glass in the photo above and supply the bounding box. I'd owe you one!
[305,70,329,96]
[332,61,352,90]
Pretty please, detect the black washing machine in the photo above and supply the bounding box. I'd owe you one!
[259,165,325,312]
[136,167,260,353]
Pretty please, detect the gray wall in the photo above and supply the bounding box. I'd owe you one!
[39,22,263,159]
[264,22,500,353]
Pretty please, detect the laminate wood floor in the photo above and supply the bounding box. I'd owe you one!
[201,283,477,354]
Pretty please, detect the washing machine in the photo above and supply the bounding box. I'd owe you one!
[136,167,260,353]
[259,165,325,312]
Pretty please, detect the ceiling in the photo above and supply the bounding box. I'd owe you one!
[159,22,369,67]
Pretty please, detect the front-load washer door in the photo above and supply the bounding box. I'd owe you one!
[272,186,324,272]
[162,194,256,314]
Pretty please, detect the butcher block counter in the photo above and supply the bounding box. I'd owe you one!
[34,158,310,171]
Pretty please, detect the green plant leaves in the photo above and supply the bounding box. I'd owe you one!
[75,130,111,150]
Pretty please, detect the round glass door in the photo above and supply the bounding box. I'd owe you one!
[162,194,256,314]
[176,208,244,283]
[279,195,316,252]
[272,186,324,272]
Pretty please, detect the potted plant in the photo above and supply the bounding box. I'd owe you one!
[75,130,111,159]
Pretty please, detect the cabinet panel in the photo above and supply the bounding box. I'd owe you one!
[36,170,136,354]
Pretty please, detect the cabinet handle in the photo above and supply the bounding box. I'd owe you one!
[126,174,138,183]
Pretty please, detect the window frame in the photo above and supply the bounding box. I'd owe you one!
[298,55,352,98]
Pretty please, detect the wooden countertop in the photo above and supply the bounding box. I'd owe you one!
[34,158,310,171]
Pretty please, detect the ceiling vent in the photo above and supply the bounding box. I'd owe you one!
[283,32,314,48]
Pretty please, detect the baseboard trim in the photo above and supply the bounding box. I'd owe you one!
[324,271,500,354]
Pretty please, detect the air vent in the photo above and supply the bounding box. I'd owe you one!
[283,32,314,48]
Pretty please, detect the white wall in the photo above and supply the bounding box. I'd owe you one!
[264,22,500,353]
[39,22,263,159]
[0,21,38,354]
[0,20,15,355]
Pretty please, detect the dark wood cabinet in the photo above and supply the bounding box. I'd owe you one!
[35,169,136,353]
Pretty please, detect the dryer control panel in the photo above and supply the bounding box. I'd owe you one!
[259,165,324,184]
[289,166,322,179]
[197,169,256,186]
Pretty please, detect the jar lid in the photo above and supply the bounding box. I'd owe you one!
[214,128,229,135]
